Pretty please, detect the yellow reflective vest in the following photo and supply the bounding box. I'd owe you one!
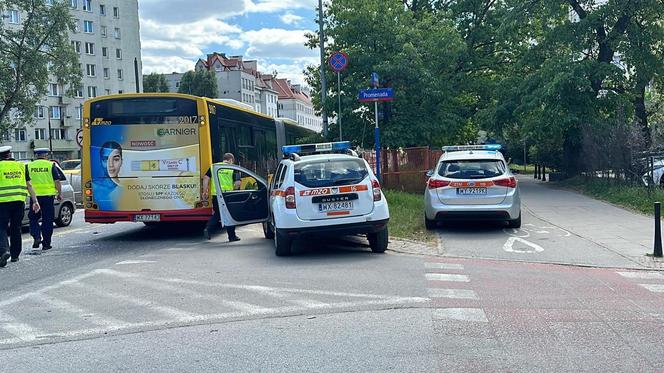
[0,160,28,203]
[28,159,57,196]
[210,164,234,195]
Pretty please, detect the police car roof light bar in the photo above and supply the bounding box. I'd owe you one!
[282,141,351,156]
[442,144,502,152]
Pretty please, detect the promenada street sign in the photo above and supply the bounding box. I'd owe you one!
[358,88,394,103]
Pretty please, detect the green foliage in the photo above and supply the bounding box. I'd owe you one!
[0,0,81,133]
[383,190,435,242]
[177,70,218,98]
[143,73,170,93]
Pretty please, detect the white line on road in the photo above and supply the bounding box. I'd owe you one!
[115,260,157,265]
[0,270,102,308]
[427,288,478,300]
[503,236,544,254]
[639,284,664,293]
[31,293,128,329]
[617,272,664,280]
[0,311,38,342]
[432,308,488,322]
[425,273,470,282]
[424,262,464,270]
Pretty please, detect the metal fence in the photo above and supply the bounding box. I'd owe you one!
[363,147,442,193]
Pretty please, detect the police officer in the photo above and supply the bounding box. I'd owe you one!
[0,146,40,267]
[201,153,241,242]
[28,148,65,251]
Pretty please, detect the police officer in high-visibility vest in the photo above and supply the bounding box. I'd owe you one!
[0,146,40,267]
[201,153,241,242]
[28,148,65,251]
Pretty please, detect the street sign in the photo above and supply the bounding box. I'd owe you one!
[76,129,83,147]
[371,72,379,88]
[358,88,394,103]
[328,51,349,73]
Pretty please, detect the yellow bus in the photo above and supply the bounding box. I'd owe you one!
[81,93,315,224]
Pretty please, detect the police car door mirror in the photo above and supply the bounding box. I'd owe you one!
[425,170,433,178]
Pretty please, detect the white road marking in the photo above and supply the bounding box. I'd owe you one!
[0,270,102,308]
[617,272,664,280]
[639,284,664,293]
[0,311,38,342]
[432,308,488,322]
[425,273,470,282]
[503,236,544,254]
[424,262,464,270]
[427,288,478,300]
[115,260,157,265]
[31,293,128,329]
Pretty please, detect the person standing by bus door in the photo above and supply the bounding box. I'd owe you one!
[201,153,241,242]
[0,146,40,267]
[28,148,65,251]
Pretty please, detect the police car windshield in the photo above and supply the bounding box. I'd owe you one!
[439,159,506,179]
[294,159,368,188]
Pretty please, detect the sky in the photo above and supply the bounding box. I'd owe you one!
[138,0,321,86]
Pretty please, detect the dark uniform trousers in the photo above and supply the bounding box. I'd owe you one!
[206,198,236,238]
[29,196,55,246]
[0,201,25,259]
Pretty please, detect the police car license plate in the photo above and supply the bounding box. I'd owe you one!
[457,188,487,195]
[134,214,161,222]
[319,201,354,212]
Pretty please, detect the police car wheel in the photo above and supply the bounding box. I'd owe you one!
[424,215,437,230]
[274,229,292,256]
[507,213,522,229]
[263,221,275,240]
[55,203,74,227]
[368,227,388,253]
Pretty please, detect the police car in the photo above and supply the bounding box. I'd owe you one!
[211,142,390,256]
[424,145,521,229]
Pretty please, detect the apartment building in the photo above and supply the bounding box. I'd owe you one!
[1,0,142,161]
[272,78,322,133]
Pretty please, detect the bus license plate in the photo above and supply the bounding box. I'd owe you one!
[134,214,161,222]
[457,188,487,195]
[319,201,354,212]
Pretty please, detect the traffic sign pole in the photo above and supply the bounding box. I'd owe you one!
[337,72,342,141]
[375,101,381,182]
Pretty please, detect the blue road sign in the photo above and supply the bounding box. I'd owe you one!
[371,72,379,88]
[358,88,393,102]
[328,51,349,72]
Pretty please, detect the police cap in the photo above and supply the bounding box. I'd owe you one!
[34,147,50,155]
[0,145,11,155]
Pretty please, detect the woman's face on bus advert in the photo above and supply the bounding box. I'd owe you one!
[106,149,122,178]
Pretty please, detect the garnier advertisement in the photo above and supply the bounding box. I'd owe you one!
[90,123,200,211]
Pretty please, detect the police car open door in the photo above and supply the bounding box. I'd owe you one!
[212,164,269,227]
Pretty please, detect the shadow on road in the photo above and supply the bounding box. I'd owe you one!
[431,220,510,235]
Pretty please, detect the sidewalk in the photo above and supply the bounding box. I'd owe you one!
[519,177,663,269]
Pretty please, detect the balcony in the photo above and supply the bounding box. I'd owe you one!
[31,139,79,151]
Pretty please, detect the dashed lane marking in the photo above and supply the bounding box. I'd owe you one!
[617,272,664,280]
[639,284,664,293]
[425,273,470,282]
[427,288,478,300]
[432,308,488,322]
[424,263,464,270]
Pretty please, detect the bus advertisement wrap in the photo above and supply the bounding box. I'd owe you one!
[90,124,200,211]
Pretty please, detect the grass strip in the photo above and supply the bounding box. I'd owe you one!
[384,190,435,242]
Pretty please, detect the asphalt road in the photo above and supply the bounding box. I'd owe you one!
[1,180,663,372]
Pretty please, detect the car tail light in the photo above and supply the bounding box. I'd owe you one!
[285,186,296,209]
[494,177,518,188]
[427,179,450,189]
[372,179,382,201]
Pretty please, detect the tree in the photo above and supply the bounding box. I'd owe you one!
[143,72,170,93]
[0,0,81,132]
[177,70,218,98]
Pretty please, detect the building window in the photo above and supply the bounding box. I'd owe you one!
[7,9,20,24]
[48,83,60,96]
[83,20,93,33]
[76,106,82,119]
[102,46,108,57]
[117,69,123,80]
[113,6,119,18]
[50,129,67,140]
[35,106,45,119]
[85,42,94,55]
[103,68,109,79]
[14,129,26,142]
[118,90,123,94]
[115,48,122,59]
[71,40,81,53]
[100,25,107,37]
[87,86,97,98]
[70,0,77,8]
[86,64,96,77]
[75,86,84,98]
[35,128,47,140]
[113,27,120,39]
[82,0,91,12]
[49,106,61,119]
[99,4,105,15]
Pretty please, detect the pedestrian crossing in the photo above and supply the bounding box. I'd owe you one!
[617,270,664,294]
[0,267,429,349]
[424,260,487,323]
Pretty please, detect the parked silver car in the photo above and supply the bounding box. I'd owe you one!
[20,163,77,227]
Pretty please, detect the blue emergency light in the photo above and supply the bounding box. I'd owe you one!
[282,141,351,156]
[442,144,502,152]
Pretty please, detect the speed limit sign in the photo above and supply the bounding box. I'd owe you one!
[76,129,83,147]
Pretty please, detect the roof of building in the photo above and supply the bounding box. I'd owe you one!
[272,78,311,103]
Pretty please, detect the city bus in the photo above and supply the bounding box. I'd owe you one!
[81,93,317,224]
